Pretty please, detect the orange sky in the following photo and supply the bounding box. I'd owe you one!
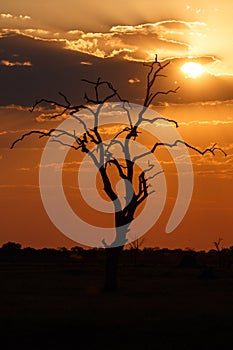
[0,0,232,250]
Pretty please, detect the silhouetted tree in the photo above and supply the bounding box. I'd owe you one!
[213,237,223,267]
[11,55,226,291]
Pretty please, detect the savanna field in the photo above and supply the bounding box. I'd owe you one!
[1,249,233,349]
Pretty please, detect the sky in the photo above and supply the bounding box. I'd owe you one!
[0,0,232,250]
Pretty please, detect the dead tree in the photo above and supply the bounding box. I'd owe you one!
[11,56,226,291]
[213,238,223,267]
[126,234,146,266]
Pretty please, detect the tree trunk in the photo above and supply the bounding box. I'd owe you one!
[104,211,130,292]
[104,245,123,292]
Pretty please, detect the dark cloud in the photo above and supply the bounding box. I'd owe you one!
[0,34,233,109]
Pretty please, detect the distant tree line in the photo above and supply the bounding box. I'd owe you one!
[1,241,233,268]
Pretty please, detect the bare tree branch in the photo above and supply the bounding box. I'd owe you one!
[82,78,128,105]
[70,111,99,145]
[29,92,86,120]
[139,115,179,128]
[50,138,81,151]
[10,129,56,149]
[133,140,227,163]
[213,238,223,252]
[147,86,180,107]
[136,171,152,205]
[143,56,179,108]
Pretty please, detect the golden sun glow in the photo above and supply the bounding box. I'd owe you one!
[181,62,205,79]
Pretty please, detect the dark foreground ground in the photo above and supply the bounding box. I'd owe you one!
[0,257,233,350]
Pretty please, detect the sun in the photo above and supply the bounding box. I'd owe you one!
[180,62,205,79]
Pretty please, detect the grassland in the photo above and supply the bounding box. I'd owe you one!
[0,251,233,349]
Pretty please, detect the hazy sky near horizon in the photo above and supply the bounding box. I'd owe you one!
[0,0,232,250]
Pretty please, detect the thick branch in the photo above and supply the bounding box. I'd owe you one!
[106,159,128,179]
[99,165,118,202]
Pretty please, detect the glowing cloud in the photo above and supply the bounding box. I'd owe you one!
[80,61,93,65]
[128,78,140,84]
[0,60,32,67]
[0,13,31,20]
[0,13,232,76]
